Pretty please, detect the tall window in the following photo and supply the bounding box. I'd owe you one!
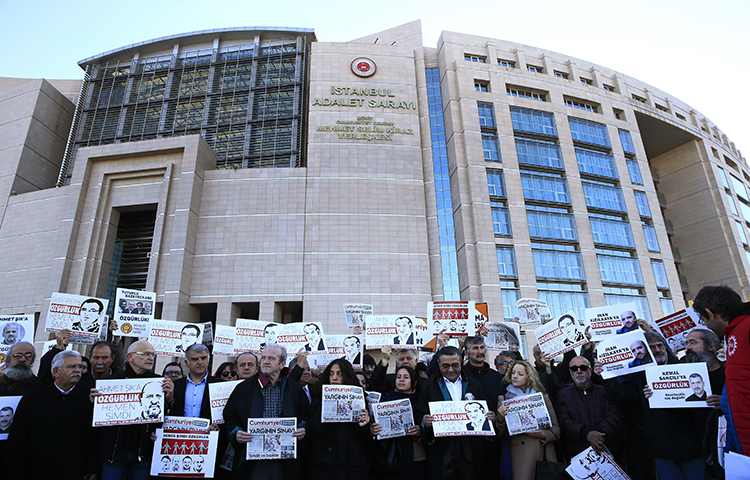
[569,117,611,148]
[533,245,585,281]
[736,220,748,245]
[582,181,626,212]
[643,225,660,252]
[510,106,557,137]
[605,294,651,322]
[718,167,730,189]
[483,134,501,162]
[478,102,496,128]
[492,205,512,236]
[487,170,506,198]
[634,191,651,218]
[590,217,634,248]
[515,138,563,169]
[576,148,618,179]
[652,260,669,289]
[727,192,739,216]
[619,129,636,155]
[598,254,643,286]
[522,172,570,204]
[527,209,578,241]
[497,247,518,278]
[627,159,643,185]
[731,175,749,201]
[539,288,590,319]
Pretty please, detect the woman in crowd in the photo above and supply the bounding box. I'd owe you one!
[214,361,237,381]
[369,365,425,480]
[496,360,560,480]
[307,358,372,480]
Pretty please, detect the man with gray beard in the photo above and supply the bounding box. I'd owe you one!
[0,342,41,396]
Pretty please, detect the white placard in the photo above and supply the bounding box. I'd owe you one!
[46,292,109,340]
[534,311,587,358]
[0,315,34,363]
[654,308,701,353]
[208,380,242,424]
[148,320,205,357]
[596,330,655,379]
[268,322,327,363]
[212,325,236,357]
[246,418,297,460]
[308,334,363,369]
[235,319,277,354]
[484,321,521,351]
[93,378,165,426]
[501,393,552,436]
[516,298,552,326]
[365,315,419,349]
[371,398,414,440]
[0,396,21,440]
[566,447,630,480]
[322,385,365,423]
[646,363,712,408]
[344,304,373,331]
[585,302,639,341]
[427,302,479,337]
[428,400,496,437]
[113,288,156,337]
[151,429,218,477]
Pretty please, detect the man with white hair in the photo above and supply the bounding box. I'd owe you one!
[0,341,41,396]
[5,350,97,479]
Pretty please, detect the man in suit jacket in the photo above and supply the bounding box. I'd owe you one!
[168,343,220,419]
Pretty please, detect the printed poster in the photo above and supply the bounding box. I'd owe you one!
[322,385,365,423]
[68,315,108,346]
[501,393,552,436]
[93,378,165,426]
[113,288,156,337]
[645,363,712,409]
[212,325,236,357]
[516,298,552,326]
[654,308,701,353]
[566,447,630,480]
[267,322,327,363]
[371,398,414,440]
[246,418,297,460]
[151,429,218,477]
[163,416,211,432]
[46,292,109,339]
[365,315,420,349]
[208,379,242,424]
[428,400,495,437]
[484,321,521,351]
[308,334,363,369]
[585,302,639,341]
[344,304,373,331]
[201,322,214,346]
[0,315,34,363]
[534,311,587,358]
[0,396,21,440]
[149,320,205,357]
[427,302,479,337]
[473,302,489,333]
[235,319,277,354]
[596,330,655,379]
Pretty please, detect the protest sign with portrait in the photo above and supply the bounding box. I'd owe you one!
[365,315,419,349]
[93,378,165,426]
[344,304,373,331]
[585,302,639,341]
[151,429,218,477]
[371,398,414,440]
[596,330,655,379]
[322,385,365,423]
[566,447,629,480]
[534,311,587,358]
[427,302,479,337]
[516,298,552,326]
[246,418,298,460]
[0,396,21,440]
[501,393,552,436]
[46,292,109,340]
[209,379,242,424]
[212,325,236,357]
[113,288,155,338]
[235,319,277,354]
[484,321,521,351]
[653,308,701,353]
[308,334,363,369]
[646,363,712,409]
[268,322,327,363]
[428,400,495,437]
[0,315,34,363]
[149,320,205,357]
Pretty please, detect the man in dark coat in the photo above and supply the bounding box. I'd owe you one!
[0,341,42,396]
[168,343,220,418]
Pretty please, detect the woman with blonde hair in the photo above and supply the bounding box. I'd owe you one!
[496,359,560,480]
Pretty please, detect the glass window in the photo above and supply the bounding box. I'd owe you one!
[576,148,618,179]
[643,225,660,252]
[533,249,585,281]
[634,191,651,218]
[727,192,739,216]
[522,172,570,204]
[539,290,590,319]
[487,170,506,198]
[465,54,486,63]
[731,175,748,201]
[554,71,569,79]
[740,201,750,223]
[569,117,611,148]
[507,88,546,101]
[661,298,675,316]
[497,247,517,278]
[492,207,512,236]
[483,134,501,162]
[582,181,626,212]
[598,254,644,286]
[652,260,669,289]
[736,220,748,245]
[478,102,496,128]
[590,217,634,248]
[510,106,557,137]
[475,81,489,92]
[627,159,643,185]
[604,294,651,322]
[565,98,598,113]
[527,65,543,73]
[498,59,516,68]
[527,210,578,241]
[515,138,563,169]
[502,288,520,320]
[619,130,636,155]
[718,167,730,189]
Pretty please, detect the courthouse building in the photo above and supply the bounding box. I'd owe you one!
[0,21,747,352]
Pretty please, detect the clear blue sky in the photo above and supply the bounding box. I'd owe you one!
[2,0,747,155]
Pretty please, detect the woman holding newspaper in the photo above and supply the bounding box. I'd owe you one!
[496,360,561,480]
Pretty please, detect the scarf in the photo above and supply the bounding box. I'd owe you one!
[505,383,537,399]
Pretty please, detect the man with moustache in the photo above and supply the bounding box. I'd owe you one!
[169,343,220,419]
[0,342,41,396]
[90,340,117,380]
[5,351,97,479]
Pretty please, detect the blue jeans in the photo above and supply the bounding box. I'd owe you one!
[101,451,150,480]
[653,458,705,480]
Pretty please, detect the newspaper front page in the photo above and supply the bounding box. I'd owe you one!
[246,418,297,460]
[534,311,587,358]
[344,304,373,331]
[501,393,552,436]
[566,447,630,480]
[516,298,552,326]
[322,385,365,423]
[371,398,414,440]
[484,321,521,351]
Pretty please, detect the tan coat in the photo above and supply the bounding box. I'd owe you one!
[496,392,560,480]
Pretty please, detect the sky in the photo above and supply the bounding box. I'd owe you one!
[2,0,747,155]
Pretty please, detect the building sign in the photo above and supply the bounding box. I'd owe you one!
[351,57,376,77]
[316,116,413,142]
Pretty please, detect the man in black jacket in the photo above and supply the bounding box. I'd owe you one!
[168,343,220,419]
[0,342,42,396]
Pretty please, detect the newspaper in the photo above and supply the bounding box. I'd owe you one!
[209,379,242,424]
[308,334,363,369]
[113,288,156,337]
[163,416,211,432]
[0,315,34,363]
[213,325,236,357]
[68,315,108,346]
[654,308,701,353]
[201,322,214,346]
[344,304,373,331]
[516,298,552,326]
[45,292,109,340]
[151,429,218,477]
[365,315,420,349]
[566,447,630,480]
[534,311,587,358]
[484,321,521,351]
[427,302,479,337]
[366,391,382,404]
[268,322,327,364]
[372,398,414,440]
[93,378,165,426]
[595,330,655,379]
[0,396,21,440]
[645,363,712,409]
[148,320,205,357]
[246,418,297,460]
[236,319,277,354]
[585,302,639,341]
[429,400,495,437]
[322,385,365,423]
[501,392,552,435]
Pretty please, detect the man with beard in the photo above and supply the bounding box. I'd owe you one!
[1,322,22,345]
[139,381,164,419]
[616,310,639,334]
[92,340,174,480]
[0,342,41,396]
[0,406,12,434]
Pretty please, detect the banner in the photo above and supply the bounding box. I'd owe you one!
[46,292,109,340]
[93,378,165,426]
[0,315,34,363]
[365,315,420,349]
[209,380,242,424]
[484,321,521,351]
[0,396,21,440]
[585,302,639,341]
[501,392,552,436]
[151,429,218,477]
[268,322,327,363]
[235,319,277,354]
[566,447,630,480]
[654,308,701,353]
[516,298,552,326]
[246,418,297,460]
[308,334,363,369]
[69,315,108,346]
[534,311,587,358]
[427,302,479,337]
[212,325,236,357]
[596,330,655,379]
[113,288,156,337]
[646,363,712,409]
[371,398,414,440]
[428,400,495,437]
[322,385,365,423]
[163,416,211,432]
[149,320,205,357]
[344,304,373,331]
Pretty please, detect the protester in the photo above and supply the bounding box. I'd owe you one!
[494,351,516,375]
[215,361,238,381]
[363,354,377,379]
[496,359,560,480]
[370,347,418,393]
[463,335,506,403]
[90,340,117,380]
[236,351,259,379]
[168,343,220,418]
[355,370,368,390]
[162,361,184,380]
[0,341,40,396]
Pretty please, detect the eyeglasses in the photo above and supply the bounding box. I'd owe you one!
[9,353,34,360]
[499,361,514,366]
[569,365,590,372]
[164,371,182,377]
[440,363,461,370]
[133,351,156,358]
[221,371,238,378]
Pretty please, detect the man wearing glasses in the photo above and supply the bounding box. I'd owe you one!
[72,298,104,334]
[0,342,41,396]
[555,356,624,461]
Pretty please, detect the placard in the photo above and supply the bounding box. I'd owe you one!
[322,385,365,423]
[113,288,156,337]
[428,400,495,437]
[208,379,242,424]
[534,311,587,358]
[148,320,205,357]
[246,418,297,460]
[46,292,109,340]
[654,308,701,353]
[268,322,327,363]
[213,325,236,357]
[93,378,165,426]
[566,447,630,480]
[427,302,479,337]
[501,393,552,436]
[371,398,414,440]
[595,330,655,379]
[585,302,639,341]
[365,315,419,349]
[645,363,712,408]
[0,396,21,440]
[235,319,277,354]
[516,298,552,326]
[484,321,521,351]
[308,334,363,369]
[344,304,373,331]
[0,315,34,363]
[151,429,218,477]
